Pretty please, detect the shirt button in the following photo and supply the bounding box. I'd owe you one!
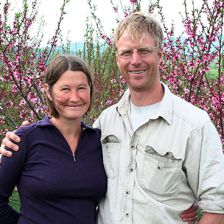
[126,191,130,195]
[125,213,129,218]
[129,168,134,172]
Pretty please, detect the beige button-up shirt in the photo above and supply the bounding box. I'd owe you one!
[94,83,224,224]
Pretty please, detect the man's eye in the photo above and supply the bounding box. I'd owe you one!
[120,51,132,57]
[138,49,152,55]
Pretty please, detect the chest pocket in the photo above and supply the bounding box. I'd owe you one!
[139,145,184,196]
[101,135,121,178]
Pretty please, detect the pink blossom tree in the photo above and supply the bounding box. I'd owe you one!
[0,0,223,147]
[0,0,69,135]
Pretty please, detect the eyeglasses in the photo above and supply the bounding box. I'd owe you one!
[116,46,157,59]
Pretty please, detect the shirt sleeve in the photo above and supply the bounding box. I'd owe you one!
[93,117,100,129]
[185,120,224,213]
[0,128,27,224]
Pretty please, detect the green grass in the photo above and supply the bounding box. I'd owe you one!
[207,68,218,80]
[9,190,20,212]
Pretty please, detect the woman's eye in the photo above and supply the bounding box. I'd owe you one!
[78,86,87,91]
[61,88,69,92]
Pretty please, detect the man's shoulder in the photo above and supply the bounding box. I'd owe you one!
[93,102,121,129]
[100,103,118,116]
[98,89,129,119]
[172,94,210,127]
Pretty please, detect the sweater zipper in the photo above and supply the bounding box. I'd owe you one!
[73,152,76,162]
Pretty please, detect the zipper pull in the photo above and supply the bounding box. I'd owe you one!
[73,153,76,162]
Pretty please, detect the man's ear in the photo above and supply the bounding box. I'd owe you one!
[158,48,163,63]
[44,84,52,101]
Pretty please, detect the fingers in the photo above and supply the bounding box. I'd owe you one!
[181,203,198,222]
[21,120,30,126]
[2,131,20,152]
[0,145,13,157]
[5,131,21,143]
[181,209,197,218]
[182,203,198,214]
[181,216,197,223]
[0,131,21,162]
[182,216,197,223]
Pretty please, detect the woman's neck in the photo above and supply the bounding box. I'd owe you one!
[51,117,81,136]
[50,117,82,153]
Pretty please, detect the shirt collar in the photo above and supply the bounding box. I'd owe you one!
[36,116,52,127]
[117,83,173,125]
[36,115,96,131]
[157,83,173,125]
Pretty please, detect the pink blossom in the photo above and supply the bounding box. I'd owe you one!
[129,0,137,3]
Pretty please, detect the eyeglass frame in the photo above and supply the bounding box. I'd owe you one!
[116,46,158,59]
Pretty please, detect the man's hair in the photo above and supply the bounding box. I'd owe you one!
[44,55,93,118]
[114,12,164,49]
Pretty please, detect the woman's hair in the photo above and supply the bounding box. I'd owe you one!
[114,12,164,49]
[44,55,93,118]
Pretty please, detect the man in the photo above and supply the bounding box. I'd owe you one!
[93,12,224,223]
[1,12,224,223]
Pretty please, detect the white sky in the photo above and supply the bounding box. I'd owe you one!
[9,0,206,44]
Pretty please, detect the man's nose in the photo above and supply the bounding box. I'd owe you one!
[130,50,142,65]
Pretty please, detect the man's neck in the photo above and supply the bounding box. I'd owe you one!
[130,83,164,107]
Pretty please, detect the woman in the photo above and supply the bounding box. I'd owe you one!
[0,55,107,224]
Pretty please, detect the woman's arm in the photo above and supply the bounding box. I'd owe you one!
[0,129,26,224]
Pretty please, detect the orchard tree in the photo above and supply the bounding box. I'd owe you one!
[87,0,224,145]
[0,0,223,146]
[0,0,70,136]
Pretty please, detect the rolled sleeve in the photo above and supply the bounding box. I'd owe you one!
[186,120,224,213]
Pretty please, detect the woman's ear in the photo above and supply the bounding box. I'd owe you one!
[44,84,52,101]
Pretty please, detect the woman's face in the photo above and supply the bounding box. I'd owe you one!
[45,70,91,120]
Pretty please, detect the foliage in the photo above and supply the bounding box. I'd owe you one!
[0,0,69,137]
[0,0,223,147]
[76,19,126,124]
[9,190,20,212]
[0,0,223,217]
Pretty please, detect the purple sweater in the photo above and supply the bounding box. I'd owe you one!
[0,116,107,224]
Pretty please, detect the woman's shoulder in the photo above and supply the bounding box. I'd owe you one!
[81,122,101,137]
[15,116,52,137]
[14,122,39,137]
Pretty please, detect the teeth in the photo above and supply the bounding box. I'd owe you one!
[129,70,145,74]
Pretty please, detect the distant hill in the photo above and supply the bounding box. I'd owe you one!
[54,42,84,53]
[57,41,110,54]
[70,42,84,52]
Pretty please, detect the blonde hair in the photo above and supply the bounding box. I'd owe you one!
[114,12,163,49]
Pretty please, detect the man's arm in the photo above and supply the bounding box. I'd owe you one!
[0,132,21,157]
[199,213,224,224]
[0,121,30,157]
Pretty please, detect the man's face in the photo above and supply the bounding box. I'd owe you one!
[116,31,162,92]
